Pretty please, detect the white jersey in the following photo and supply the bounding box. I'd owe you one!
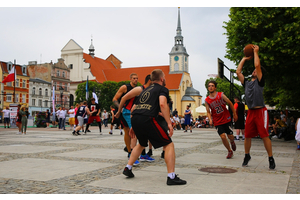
[3,109,10,118]
[297,118,300,133]
[69,109,75,118]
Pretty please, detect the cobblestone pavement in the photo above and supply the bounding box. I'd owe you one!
[0,125,299,194]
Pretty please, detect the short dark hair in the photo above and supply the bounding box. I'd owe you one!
[83,101,87,105]
[91,98,95,101]
[208,80,217,88]
[144,74,151,84]
[234,96,240,100]
[151,69,164,81]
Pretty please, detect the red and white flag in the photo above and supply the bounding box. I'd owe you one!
[2,66,16,83]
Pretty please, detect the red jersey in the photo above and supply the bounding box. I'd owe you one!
[205,92,231,126]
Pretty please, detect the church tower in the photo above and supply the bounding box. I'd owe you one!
[169,7,189,74]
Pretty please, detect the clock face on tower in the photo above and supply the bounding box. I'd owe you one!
[174,56,179,61]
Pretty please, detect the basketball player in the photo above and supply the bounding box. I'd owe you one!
[122,69,186,185]
[205,80,238,159]
[236,44,275,169]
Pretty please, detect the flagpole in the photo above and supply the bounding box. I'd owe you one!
[13,59,16,103]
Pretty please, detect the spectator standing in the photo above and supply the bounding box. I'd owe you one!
[234,97,245,141]
[45,109,50,128]
[103,110,109,127]
[2,107,10,128]
[184,105,192,133]
[19,106,28,135]
[68,106,75,130]
[172,108,178,117]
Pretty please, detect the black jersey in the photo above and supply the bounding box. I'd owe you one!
[77,106,86,117]
[88,103,100,116]
[132,83,169,117]
[120,84,135,110]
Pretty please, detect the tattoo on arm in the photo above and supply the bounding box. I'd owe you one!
[113,100,120,108]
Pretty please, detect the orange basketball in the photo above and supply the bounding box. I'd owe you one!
[243,44,254,57]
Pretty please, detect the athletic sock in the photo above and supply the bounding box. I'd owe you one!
[126,164,132,170]
[236,135,239,139]
[98,122,102,132]
[85,124,90,133]
[168,172,175,179]
[141,149,146,155]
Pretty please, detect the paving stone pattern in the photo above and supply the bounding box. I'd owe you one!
[0,126,299,194]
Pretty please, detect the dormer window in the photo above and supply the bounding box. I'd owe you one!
[22,65,27,75]
[7,62,12,71]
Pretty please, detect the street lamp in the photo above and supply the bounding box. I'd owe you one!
[59,86,64,108]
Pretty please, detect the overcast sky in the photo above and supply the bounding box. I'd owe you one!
[1,1,297,98]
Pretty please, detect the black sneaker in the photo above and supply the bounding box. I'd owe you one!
[72,131,76,136]
[167,174,187,185]
[77,132,81,135]
[269,157,276,169]
[242,154,251,167]
[87,130,91,132]
[123,167,134,178]
[124,146,128,152]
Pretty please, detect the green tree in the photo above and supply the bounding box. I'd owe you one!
[205,78,245,102]
[75,80,142,112]
[223,7,300,109]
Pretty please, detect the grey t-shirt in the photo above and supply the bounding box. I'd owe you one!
[243,76,265,109]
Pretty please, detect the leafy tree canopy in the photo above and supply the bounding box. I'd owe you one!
[223,7,300,110]
[75,80,142,112]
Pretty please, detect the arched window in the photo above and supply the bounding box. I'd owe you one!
[174,63,179,71]
[32,87,36,95]
[39,88,42,96]
[56,70,60,77]
[45,89,48,97]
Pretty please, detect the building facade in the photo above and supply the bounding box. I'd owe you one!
[28,78,52,116]
[51,58,71,109]
[0,61,30,109]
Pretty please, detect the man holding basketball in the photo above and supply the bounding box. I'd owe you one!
[236,44,275,169]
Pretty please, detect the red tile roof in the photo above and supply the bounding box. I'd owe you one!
[83,54,183,90]
[0,61,29,76]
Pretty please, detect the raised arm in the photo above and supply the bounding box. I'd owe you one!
[253,45,262,81]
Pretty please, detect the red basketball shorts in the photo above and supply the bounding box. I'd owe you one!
[245,107,269,138]
[87,116,101,124]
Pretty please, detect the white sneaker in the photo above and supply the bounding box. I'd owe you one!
[100,132,102,135]
[16,132,21,135]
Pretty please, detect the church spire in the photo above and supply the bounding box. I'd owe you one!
[174,7,183,46]
[176,7,182,36]
[89,37,95,58]
[169,7,189,73]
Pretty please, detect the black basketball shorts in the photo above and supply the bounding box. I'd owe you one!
[131,115,172,149]
[215,122,233,136]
